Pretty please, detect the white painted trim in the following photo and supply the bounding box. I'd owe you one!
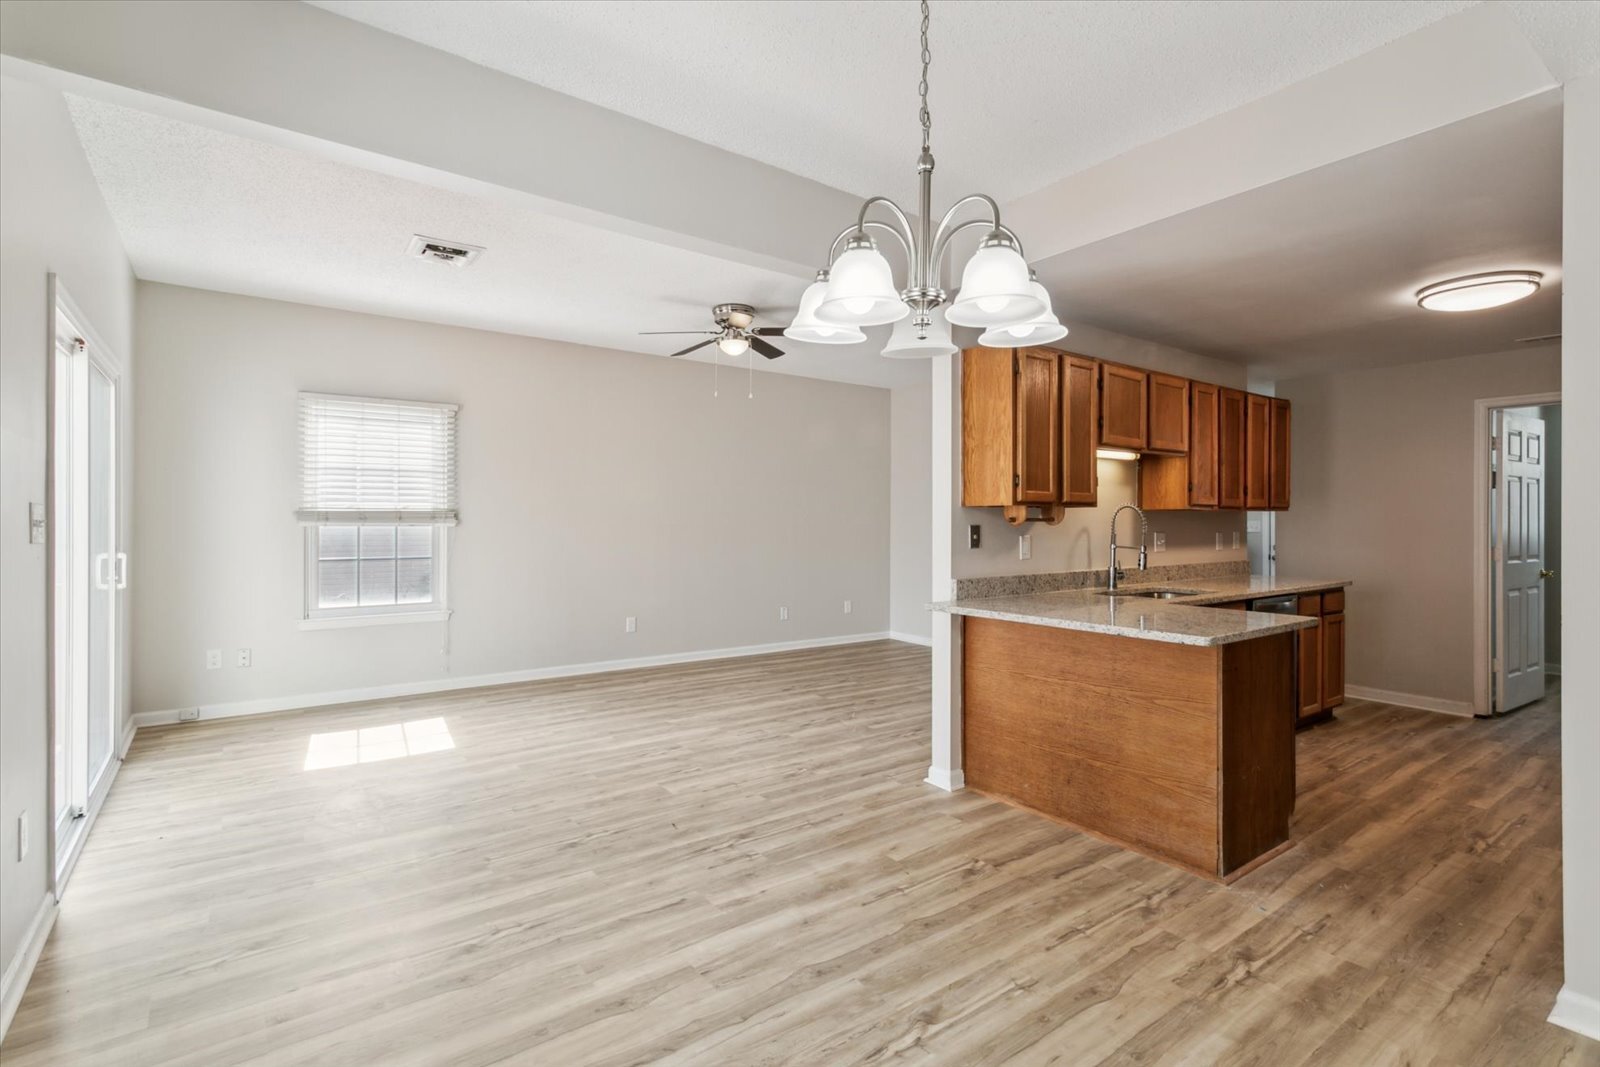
[888,631,933,647]
[0,893,58,1042]
[1345,685,1476,718]
[55,712,136,895]
[132,631,897,727]
[1549,985,1600,1042]
[1473,391,1561,715]
[299,609,451,631]
[925,767,966,792]
[1549,662,1562,677]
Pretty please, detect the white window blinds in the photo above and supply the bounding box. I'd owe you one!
[297,393,458,525]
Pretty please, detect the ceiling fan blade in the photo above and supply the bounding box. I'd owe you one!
[751,326,788,336]
[748,336,785,360]
[667,338,718,358]
[639,330,718,335]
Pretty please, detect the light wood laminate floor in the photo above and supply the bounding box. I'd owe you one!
[4,642,1593,1065]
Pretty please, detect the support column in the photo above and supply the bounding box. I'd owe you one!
[927,350,963,791]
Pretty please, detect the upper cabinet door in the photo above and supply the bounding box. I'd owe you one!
[1014,347,1061,503]
[1269,397,1291,509]
[1060,355,1099,505]
[1218,387,1245,509]
[1147,373,1190,455]
[1245,393,1272,509]
[1189,381,1219,507]
[1099,364,1147,450]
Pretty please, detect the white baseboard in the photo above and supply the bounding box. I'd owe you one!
[1548,663,1562,677]
[1345,685,1476,718]
[1550,985,1600,1042]
[133,631,898,727]
[925,767,965,792]
[0,893,58,1042]
[888,631,933,647]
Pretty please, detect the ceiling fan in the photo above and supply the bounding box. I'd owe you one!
[640,303,787,359]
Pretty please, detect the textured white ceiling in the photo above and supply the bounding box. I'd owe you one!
[1033,91,1564,378]
[307,0,1488,203]
[66,95,927,389]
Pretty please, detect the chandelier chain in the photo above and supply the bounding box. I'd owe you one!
[918,0,932,152]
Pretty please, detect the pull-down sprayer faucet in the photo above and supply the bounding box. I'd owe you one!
[1107,504,1148,592]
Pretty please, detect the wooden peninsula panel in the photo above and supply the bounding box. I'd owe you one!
[962,616,1295,880]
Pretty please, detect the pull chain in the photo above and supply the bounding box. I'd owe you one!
[748,349,754,399]
[713,349,719,398]
[918,0,932,152]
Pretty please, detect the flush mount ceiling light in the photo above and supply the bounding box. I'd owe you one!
[1416,271,1543,312]
[788,0,1052,358]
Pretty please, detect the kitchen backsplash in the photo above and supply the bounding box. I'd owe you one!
[952,559,1250,600]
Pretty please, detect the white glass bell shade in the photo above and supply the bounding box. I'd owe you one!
[882,309,957,360]
[977,282,1068,347]
[717,335,750,357]
[815,245,909,327]
[783,280,867,344]
[945,244,1044,327]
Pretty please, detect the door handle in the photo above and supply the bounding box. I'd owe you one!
[115,552,128,589]
[1540,569,1556,579]
[93,552,110,590]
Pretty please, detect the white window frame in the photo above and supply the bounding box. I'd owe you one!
[302,524,451,629]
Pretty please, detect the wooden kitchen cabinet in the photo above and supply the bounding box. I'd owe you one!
[1188,381,1220,507]
[962,346,1064,525]
[1218,388,1246,509]
[1297,594,1323,721]
[1245,393,1272,509]
[1269,397,1292,510]
[1322,595,1346,709]
[1293,587,1346,727]
[1099,364,1147,450]
[1060,354,1099,505]
[1147,373,1190,454]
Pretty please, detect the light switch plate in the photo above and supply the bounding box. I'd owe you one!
[29,503,45,545]
[843,600,852,615]
[1152,532,1167,552]
[779,606,788,621]
[1233,532,1242,549]
[17,812,28,860]
[1216,533,1226,550]
[625,616,637,633]
[206,649,222,670]
[1018,534,1031,560]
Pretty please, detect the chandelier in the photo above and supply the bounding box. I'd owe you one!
[784,0,1067,359]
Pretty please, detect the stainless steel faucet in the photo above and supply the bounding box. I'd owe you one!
[1108,504,1149,592]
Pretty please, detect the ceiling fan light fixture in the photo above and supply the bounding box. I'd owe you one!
[815,237,909,327]
[945,235,1044,327]
[1416,271,1542,312]
[784,275,868,344]
[717,335,751,357]
[977,280,1068,347]
[882,308,957,359]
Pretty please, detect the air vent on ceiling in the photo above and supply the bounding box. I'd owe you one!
[1515,333,1562,344]
[406,234,484,266]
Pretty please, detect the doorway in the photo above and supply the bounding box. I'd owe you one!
[1474,392,1561,715]
[48,277,126,891]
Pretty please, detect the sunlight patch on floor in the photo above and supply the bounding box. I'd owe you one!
[303,717,455,770]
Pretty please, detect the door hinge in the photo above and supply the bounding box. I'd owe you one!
[1013,474,1020,487]
[1491,471,1498,489]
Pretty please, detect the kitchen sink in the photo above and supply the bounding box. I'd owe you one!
[1099,588,1204,599]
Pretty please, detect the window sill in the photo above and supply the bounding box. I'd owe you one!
[300,610,452,631]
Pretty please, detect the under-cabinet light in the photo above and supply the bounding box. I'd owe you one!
[1096,448,1141,461]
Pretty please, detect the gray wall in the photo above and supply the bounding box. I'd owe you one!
[131,283,892,715]
[0,76,136,984]
[1275,344,1561,705]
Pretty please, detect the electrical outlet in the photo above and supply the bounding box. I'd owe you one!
[206,649,222,670]
[178,708,200,722]
[1152,532,1167,552]
[625,616,637,633]
[1233,531,1242,549]
[779,606,789,622]
[1216,533,1226,551]
[1018,534,1032,560]
[843,600,852,615]
[17,812,28,860]
[968,524,981,549]
[235,648,252,668]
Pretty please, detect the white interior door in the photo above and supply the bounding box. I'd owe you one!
[51,300,124,884]
[1495,411,1547,712]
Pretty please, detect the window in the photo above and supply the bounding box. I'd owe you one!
[298,393,458,624]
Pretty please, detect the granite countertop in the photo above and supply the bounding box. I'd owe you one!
[929,575,1348,647]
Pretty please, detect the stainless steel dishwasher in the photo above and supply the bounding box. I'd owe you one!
[1249,594,1301,615]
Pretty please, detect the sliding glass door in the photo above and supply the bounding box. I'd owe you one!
[52,296,123,885]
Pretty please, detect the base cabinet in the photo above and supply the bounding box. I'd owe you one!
[1288,588,1346,727]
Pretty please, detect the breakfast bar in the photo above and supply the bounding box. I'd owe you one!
[932,585,1326,880]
